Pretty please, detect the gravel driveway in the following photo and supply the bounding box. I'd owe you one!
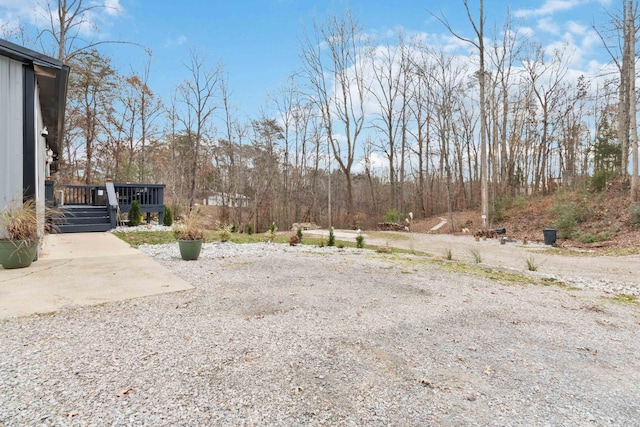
[1,242,639,426]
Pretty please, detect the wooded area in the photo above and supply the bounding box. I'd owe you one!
[6,0,639,232]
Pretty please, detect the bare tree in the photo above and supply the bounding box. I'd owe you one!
[300,11,369,226]
[627,0,638,201]
[367,33,411,214]
[437,0,489,227]
[37,0,133,63]
[176,50,222,208]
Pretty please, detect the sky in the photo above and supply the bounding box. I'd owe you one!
[0,0,619,123]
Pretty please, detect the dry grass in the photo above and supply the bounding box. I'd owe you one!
[172,207,205,241]
[1,199,40,241]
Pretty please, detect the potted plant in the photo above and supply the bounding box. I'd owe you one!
[173,207,205,260]
[0,199,41,269]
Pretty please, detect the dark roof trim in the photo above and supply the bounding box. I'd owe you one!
[0,38,65,69]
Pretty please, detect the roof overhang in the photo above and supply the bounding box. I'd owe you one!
[0,39,70,171]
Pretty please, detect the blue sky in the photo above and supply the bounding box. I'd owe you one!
[0,0,617,121]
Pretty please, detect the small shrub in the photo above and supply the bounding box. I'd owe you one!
[265,222,278,242]
[574,232,597,244]
[382,208,399,223]
[553,191,593,237]
[469,248,482,264]
[493,196,511,222]
[163,206,173,226]
[216,221,233,242]
[554,211,577,239]
[296,227,303,241]
[246,224,253,235]
[328,227,335,247]
[317,236,327,247]
[525,255,538,271]
[513,196,527,210]
[589,170,615,192]
[172,208,205,241]
[289,234,300,246]
[356,233,364,249]
[129,200,141,227]
[443,248,453,260]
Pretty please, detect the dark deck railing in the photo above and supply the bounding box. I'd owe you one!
[114,183,165,215]
[50,182,166,228]
[60,184,107,206]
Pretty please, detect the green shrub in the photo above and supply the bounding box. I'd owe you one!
[129,200,141,227]
[356,233,364,249]
[552,190,593,239]
[493,196,511,222]
[589,170,616,192]
[554,211,577,239]
[469,248,482,263]
[163,206,173,226]
[216,221,233,242]
[513,196,527,210]
[296,227,303,241]
[574,232,597,244]
[382,208,399,223]
[525,255,538,271]
[265,222,278,242]
[328,228,335,247]
[246,224,253,235]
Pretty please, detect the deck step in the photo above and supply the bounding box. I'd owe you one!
[55,205,113,233]
[56,223,113,233]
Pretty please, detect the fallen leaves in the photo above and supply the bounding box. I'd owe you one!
[418,378,451,393]
[244,355,261,362]
[117,386,133,397]
[576,346,598,356]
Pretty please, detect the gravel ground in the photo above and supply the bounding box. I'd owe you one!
[1,242,640,426]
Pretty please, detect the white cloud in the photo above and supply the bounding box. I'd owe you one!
[519,26,535,38]
[537,17,561,35]
[566,20,588,35]
[104,0,124,16]
[355,151,388,174]
[0,0,125,39]
[515,0,584,18]
[165,34,188,48]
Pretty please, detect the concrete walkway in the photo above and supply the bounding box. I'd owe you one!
[0,233,193,319]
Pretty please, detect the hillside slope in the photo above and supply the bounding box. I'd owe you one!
[411,181,640,251]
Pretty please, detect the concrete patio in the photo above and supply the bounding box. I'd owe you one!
[0,233,193,319]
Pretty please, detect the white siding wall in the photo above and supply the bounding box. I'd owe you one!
[0,56,24,237]
[36,85,46,238]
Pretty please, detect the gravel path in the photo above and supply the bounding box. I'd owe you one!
[1,242,639,426]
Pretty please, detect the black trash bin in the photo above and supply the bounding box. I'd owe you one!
[543,228,557,245]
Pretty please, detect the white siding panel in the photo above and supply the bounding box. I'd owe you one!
[0,56,24,211]
[35,85,46,238]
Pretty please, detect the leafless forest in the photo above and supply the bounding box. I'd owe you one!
[7,0,639,231]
